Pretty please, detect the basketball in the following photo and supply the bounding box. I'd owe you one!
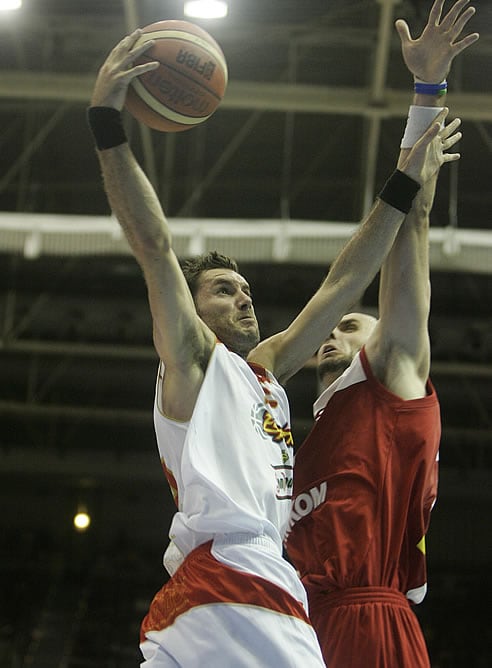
[125,20,228,133]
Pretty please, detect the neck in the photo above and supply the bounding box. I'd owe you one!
[318,369,343,394]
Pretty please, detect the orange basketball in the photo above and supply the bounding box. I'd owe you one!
[125,20,228,133]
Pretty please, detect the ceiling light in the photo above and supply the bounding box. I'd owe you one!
[0,0,22,10]
[184,1,228,20]
[74,508,91,532]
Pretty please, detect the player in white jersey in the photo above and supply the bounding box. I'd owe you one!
[87,20,463,666]
[142,341,323,666]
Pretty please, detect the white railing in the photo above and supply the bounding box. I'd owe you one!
[0,212,491,273]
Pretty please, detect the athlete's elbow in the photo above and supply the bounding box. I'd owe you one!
[136,225,172,258]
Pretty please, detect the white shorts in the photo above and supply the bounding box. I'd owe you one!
[139,539,325,667]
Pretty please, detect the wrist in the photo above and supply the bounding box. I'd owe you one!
[378,169,421,214]
[413,92,446,107]
[413,78,447,97]
[87,106,128,151]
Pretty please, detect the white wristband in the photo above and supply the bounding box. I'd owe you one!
[400,105,445,149]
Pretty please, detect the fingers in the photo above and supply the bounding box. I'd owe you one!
[449,6,479,53]
[440,0,472,31]
[440,117,461,140]
[440,117,462,163]
[451,4,476,36]
[395,19,412,44]
[120,34,157,69]
[428,107,449,133]
[441,118,462,149]
[451,31,480,57]
[126,29,143,47]
[442,151,461,163]
[108,30,158,83]
[132,61,160,78]
[435,107,450,123]
[428,0,446,26]
[442,130,462,151]
[435,114,461,148]
[112,29,142,57]
[132,37,157,60]
[415,108,450,149]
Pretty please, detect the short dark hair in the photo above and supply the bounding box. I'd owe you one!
[182,250,239,297]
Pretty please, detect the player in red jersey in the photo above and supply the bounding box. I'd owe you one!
[285,2,479,666]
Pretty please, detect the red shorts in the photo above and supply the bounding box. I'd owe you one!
[308,585,430,668]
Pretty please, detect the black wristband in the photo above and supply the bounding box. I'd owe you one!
[378,169,421,214]
[87,106,127,151]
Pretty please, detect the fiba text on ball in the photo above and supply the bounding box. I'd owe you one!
[176,49,217,81]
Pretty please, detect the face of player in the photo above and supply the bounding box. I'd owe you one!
[317,312,377,379]
[194,268,260,357]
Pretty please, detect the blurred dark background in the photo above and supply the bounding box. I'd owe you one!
[0,1,491,666]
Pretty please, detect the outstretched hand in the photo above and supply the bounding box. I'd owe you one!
[400,108,461,185]
[91,30,159,109]
[395,0,479,83]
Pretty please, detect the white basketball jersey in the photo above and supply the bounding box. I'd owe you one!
[154,342,294,559]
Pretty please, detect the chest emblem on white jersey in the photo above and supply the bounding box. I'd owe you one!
[251,402,294,500]
[251,402,293,455]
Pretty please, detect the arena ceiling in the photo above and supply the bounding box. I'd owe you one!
[0,0,491,560]
[0,1,491,665]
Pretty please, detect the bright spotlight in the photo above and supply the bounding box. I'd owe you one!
[184,1,228,20]
[0,0,22,10]
[73,511,91,532]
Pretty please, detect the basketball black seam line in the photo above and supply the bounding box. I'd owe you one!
[134,71,217,122]
[149,31,222,62]
[129,88,189,127]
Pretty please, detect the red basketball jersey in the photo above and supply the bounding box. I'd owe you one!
[285,347,440,603]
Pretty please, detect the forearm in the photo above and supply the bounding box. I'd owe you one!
[97,143,172,261]
[262,196,410,383]
[377,137,436,364]
[96,141,211,373]
[321,199,405,308]
[376,162,435,374]
[380,186,431,317]
[382,77,444,315]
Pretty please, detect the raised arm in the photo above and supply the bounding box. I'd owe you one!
[250,117,449,383]
[250,0,478,386]
[89,31,215,418]
[366,122,461,398]
[365,0,478,398]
